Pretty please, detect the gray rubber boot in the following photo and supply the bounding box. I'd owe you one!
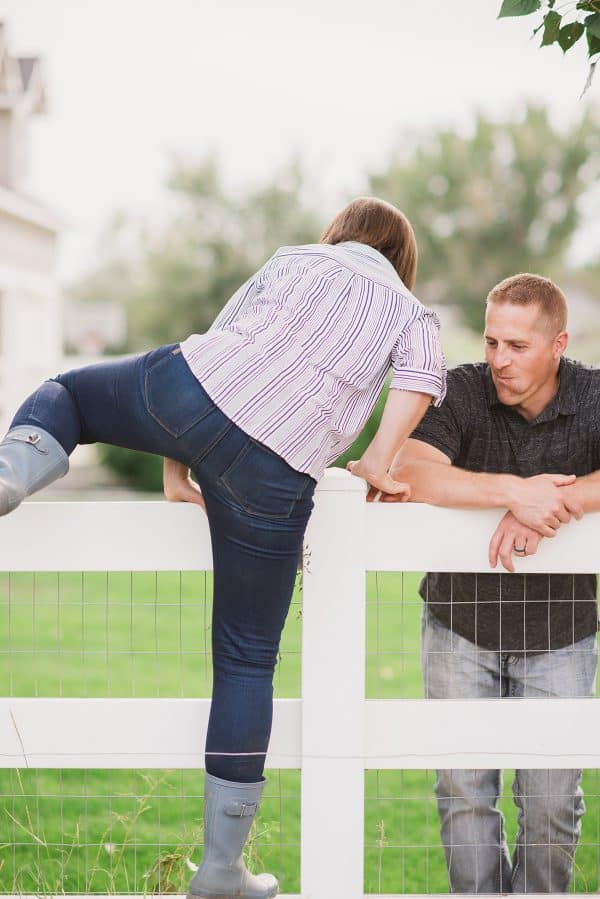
[187,773,278,899]
[0,426,69,516]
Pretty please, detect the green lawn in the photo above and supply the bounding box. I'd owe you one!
[1,571,599,893]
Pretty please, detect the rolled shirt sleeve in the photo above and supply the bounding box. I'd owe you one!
[390,308,447,406]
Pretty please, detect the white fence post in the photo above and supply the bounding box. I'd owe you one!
[300,469,366,899]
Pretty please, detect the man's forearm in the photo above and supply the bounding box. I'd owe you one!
[393,460,518,509]
[562,472,600,514]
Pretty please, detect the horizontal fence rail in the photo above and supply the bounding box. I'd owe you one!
[2,467,600,899]
[4,697,600,770]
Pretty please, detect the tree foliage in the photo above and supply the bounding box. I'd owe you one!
[498,0,600,90]
[122,159,321,350]
[370,105,600,330]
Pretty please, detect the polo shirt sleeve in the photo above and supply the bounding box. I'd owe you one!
[409,367,467,463]
[590,372,600,470]
[390,308,447,407]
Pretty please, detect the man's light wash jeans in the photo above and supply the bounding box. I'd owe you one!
[422,604,598,893]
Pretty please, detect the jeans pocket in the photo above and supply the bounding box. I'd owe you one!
[144,348,214,438]
[219,438,313,520]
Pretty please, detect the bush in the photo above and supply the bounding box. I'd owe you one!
[97,444,163,492]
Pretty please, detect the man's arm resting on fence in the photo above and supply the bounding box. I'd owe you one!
[488,472,600,571]
[384,439,512,508]
[559,470,600,514]
[384,439,581,537]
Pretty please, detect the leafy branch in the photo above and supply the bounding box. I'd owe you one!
[498,0,600,92]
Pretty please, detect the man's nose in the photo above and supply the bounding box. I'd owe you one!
[493,349,511,369]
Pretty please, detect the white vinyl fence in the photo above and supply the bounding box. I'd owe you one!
[2,467,600,899]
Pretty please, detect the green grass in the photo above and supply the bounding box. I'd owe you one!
[1,571,599,893]
[0,768,300,895]
[0,570,422,699]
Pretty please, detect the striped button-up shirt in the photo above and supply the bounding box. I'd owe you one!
[181,241,446,480]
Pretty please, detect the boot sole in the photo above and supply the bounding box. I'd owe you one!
[187,887,278,899]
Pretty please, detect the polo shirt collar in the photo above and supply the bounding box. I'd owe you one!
[484,357,577,422]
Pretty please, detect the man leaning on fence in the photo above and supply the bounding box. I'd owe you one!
[381,273,600,893]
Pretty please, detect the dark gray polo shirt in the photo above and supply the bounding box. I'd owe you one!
[412,358,600,653]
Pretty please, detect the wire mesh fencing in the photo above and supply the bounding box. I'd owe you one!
[1,767,301,894]
[3,565,600,894]
[365,569,600,894]
[0,571,302,699]
[365,768,600,894]
[0,568,302,894]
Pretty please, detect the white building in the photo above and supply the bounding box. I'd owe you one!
[0,23,62,433]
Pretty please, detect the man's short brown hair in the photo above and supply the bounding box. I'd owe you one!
[320,197,418,290]
[486,273,567,333]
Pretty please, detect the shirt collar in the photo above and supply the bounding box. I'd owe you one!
[484,357,577,422]
[337,240,399,279]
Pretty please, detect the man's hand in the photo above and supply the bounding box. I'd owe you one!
[369,461,418,503]
[346,459,411,501]
[163,458,206,513]
[507,473,582,536]
[489,511,542,573]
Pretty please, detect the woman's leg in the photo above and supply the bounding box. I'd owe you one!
[188,430,314,899]
[10,345,196,456]
[5,349,315,899]
[0,345,222,515]
[8,346,314,778]
[193,430,315,782]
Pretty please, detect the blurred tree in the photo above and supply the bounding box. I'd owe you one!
[123,157,321,349]
[370,105,600,330]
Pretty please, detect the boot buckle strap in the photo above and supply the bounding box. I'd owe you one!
[224,800,258,817]
[5,432,48,454]
[27,432,49,452]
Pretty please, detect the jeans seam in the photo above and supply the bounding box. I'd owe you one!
[143,353,212,438]
[218,478,295,520]
[218,442,308,521]
[190,420,233,468]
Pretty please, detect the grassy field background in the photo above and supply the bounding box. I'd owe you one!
[1,570,599,894]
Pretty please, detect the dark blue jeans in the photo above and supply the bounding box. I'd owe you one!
[11,343,316,782]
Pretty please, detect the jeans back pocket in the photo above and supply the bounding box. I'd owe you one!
[144,348,214,438]
[219,438,314,520]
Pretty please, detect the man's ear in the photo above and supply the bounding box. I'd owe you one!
[554,330,568,358]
